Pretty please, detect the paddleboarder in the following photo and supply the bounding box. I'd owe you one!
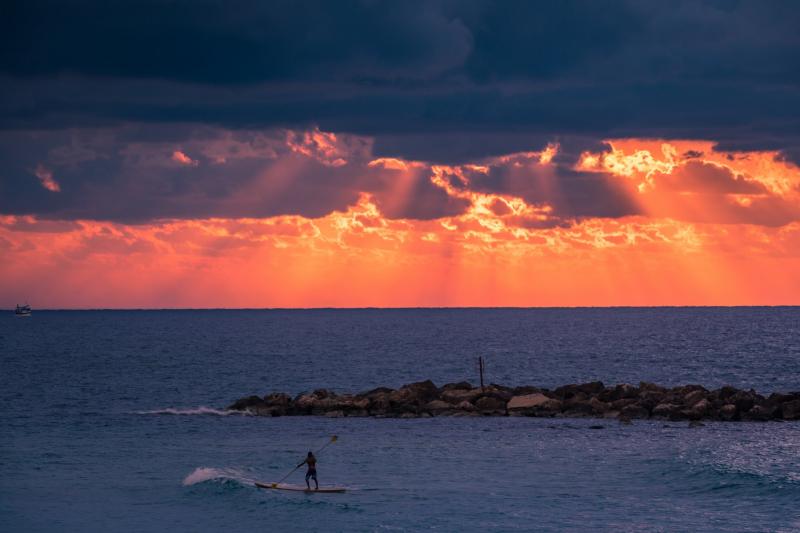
[298,451,319,490]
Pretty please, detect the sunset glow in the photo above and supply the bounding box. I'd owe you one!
[2,1,799,308]
[2,131,799,308]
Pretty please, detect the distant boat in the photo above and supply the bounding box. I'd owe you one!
[14,304,31,317]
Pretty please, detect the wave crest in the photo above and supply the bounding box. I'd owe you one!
[182,467,255,486]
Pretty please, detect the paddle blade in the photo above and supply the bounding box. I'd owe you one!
[331,435,338,442]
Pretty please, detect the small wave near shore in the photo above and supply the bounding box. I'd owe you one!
[136,406,252,416]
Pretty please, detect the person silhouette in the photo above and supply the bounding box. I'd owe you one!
[298,451,318,490]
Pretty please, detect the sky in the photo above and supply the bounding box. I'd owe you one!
[1,0,800,308]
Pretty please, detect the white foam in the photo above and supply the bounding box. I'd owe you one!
[182,467,255,486]
[135,406,252,416]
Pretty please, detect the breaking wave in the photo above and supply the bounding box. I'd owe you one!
[182,467,256,487]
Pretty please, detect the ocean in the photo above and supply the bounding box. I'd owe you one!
[2,308,799,532]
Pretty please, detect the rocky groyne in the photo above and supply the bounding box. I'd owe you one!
[228,381,800,422]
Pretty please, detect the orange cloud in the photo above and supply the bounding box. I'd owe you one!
[34,164,60,192]
[287,128,370,167]
[171,150,198,166]
[577,139,800,226]
[2,137,800,307]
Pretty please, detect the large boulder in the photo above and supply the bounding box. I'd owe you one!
[639,381,667,394]
[732,390,757,413]
[579,381,606,395]
[425,399,454,415]
[536,399,563,417]
[767,392,796,408]
[387,380,440,413]
[352,397,370,410]
[480,386,514,401]
[331,396,369,414]
[719,403,737,421]
[508,393,551,411]
[665,384,703,405]
[683,389,708,407]
[291,389,342,414]
[562,398,595,417]
[227,395,265,411]
[259,392,292,415]
[291,391,368,415]
[456,400,476,412]
[589,397,610,415]
[652,402,680,419]
[690,398,712,417]
[474,396,507,413]
[620,404,649,419]
[400,380,439,402]
[782,399,800,420]
[638,390,666,411]
[293,393,316,414]
[742,404,778,421]
[508,393,562,417]
[264,392,291,405]
[717,385,740,401]
[441,387,483,404]
[310,396,343,415]
[610,398,637,411]
[676,384,708,395]
[366,393,392,415]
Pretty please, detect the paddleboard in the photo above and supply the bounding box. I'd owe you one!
[255,482,346,493]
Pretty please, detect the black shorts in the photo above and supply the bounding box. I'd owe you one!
[305,470,317,481]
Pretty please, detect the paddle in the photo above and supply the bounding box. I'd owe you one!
[271,435,338,488]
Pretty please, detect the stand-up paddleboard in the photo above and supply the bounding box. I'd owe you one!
[255,482,346,493]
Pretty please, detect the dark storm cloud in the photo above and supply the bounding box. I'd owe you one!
[463,161,641,220]
[2,3,798,137]
[0,128,365,221]
[366,164,471,220]
[0,0,472,83]
[652,161,768,195]
[0,127,471,222]
[374,132,552,165]
[1,0,799,222]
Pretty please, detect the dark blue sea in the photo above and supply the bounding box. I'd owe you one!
[2,308,799,532]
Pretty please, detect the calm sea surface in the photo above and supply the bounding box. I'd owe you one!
[2,308,799,532]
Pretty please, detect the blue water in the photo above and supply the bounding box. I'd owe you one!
[2,308,799,532]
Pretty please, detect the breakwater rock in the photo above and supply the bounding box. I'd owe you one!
[228,381,800,422]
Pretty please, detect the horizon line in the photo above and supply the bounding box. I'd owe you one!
[8,305,800,311]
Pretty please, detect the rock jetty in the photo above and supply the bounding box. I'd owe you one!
[228,381,800,422]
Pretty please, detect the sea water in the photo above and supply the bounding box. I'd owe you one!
[1,308,799,532]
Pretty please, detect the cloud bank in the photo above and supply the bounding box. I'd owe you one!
[1,0,799,163]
